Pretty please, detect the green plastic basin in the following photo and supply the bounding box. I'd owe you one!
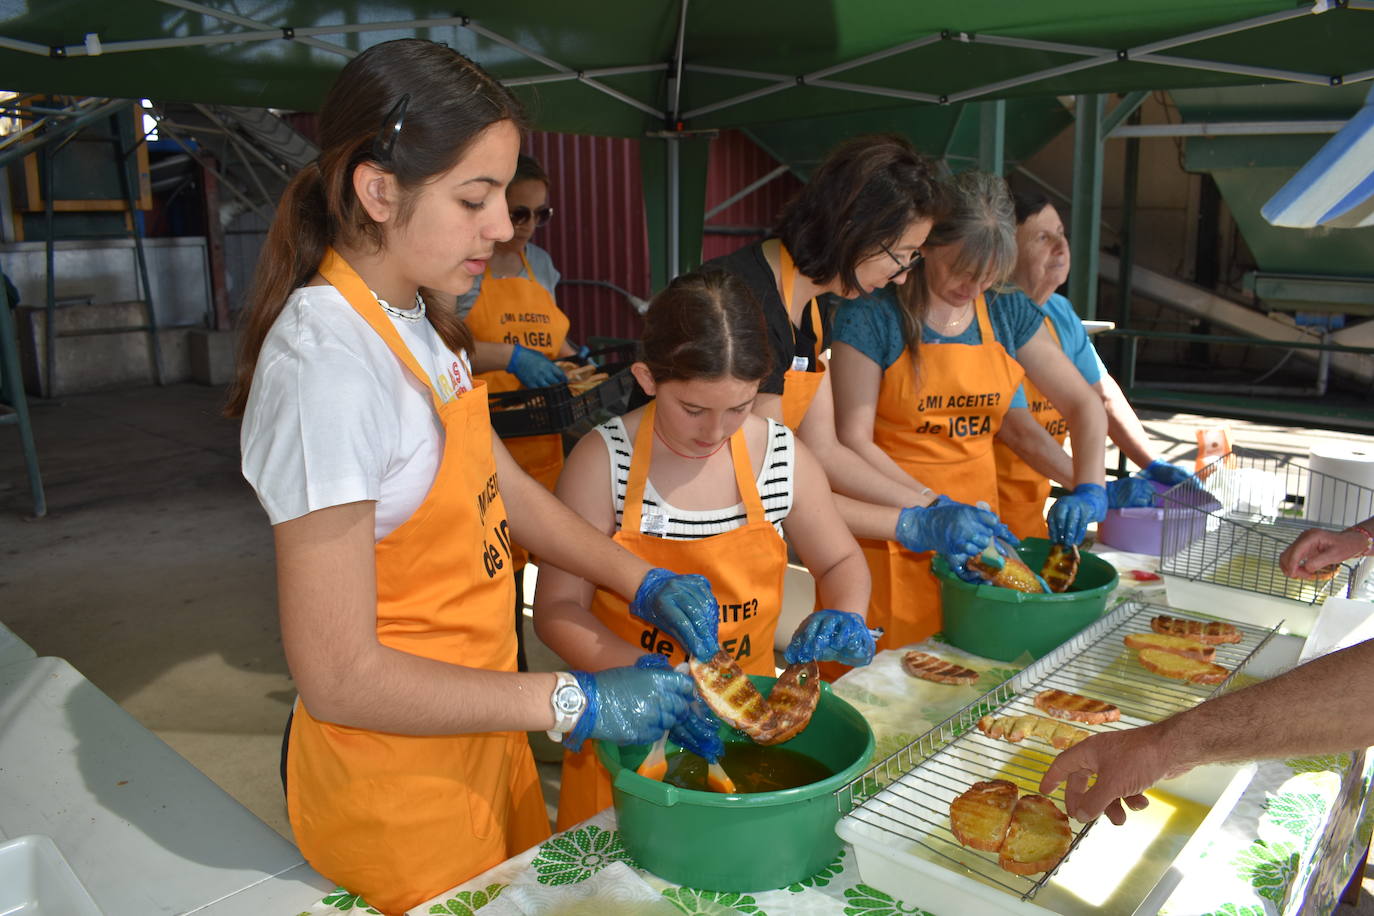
[932,537,1119,662]
[595,675,874,892]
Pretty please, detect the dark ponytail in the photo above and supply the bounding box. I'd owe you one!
[226,39,526,417]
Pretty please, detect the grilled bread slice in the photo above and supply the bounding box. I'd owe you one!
[949,779,1018,852]
[1137,647,1230,685]
[1034,689,1120,724]
[967,541,1047,593]
[901,650,980,685]
[977,714,1091,750]
[1041,543,1081,593]
[1150,614,1241,645]
[1122,632,1216,661]
[999,794,1072,875]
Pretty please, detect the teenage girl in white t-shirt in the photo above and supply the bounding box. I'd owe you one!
[226,38,724,915]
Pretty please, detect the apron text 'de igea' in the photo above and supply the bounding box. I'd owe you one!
[555,402,787,830]
[858,294,1023,651]
[287,250,550,915]
[993,308,1065,540]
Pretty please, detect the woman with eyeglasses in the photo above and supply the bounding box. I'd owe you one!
[228,39,720,914]
[829,171,1107,648]
[460,153,573,670]
[700,135,1011,660]
[990,191,1191,540]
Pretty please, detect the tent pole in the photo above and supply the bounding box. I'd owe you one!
[151,0,354,58]
[1118,107,1141,380]
[668,138,680,281]
[978,100,1005,175]
[1069,94,1104,320]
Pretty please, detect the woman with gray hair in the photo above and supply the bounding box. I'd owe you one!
[829,170,1107,648]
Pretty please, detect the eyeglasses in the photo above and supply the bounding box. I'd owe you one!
[510,205,554,228]
[880,242,924,281]
[371,94,410,164]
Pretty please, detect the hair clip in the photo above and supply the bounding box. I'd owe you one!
[371,93,410,164]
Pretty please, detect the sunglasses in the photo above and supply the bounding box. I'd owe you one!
[510,205,554,228]
[880,241,924,281]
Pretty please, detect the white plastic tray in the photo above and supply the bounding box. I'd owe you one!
[0,834,102,915]
[835,601,1302,916]
[1162,575,1321,637]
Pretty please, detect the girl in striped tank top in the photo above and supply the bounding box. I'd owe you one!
[536,269,874,830]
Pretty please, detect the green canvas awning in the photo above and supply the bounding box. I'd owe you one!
[3,1,1372,136]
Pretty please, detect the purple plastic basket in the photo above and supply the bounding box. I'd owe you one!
[1097,480,1219,555]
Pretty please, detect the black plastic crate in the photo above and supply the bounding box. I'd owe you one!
[585,341,639,369]
[488,382,590,439]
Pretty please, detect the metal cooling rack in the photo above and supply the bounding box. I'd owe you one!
[835,599,1280,903]
[1160,450,1372,604]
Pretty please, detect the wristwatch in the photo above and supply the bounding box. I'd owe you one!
[546,671,587,744]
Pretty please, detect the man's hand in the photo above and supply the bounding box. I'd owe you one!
[1039,723,1188,825]
[1280,527,1368,579]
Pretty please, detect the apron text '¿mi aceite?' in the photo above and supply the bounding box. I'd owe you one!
[287,250,550,915]
[555,402,787,830]
[858,295,1024,651]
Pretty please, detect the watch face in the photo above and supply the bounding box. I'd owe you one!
[554,683,585,715]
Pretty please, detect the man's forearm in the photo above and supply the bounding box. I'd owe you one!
[1162,639,1374,768]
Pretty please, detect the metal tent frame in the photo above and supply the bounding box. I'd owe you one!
[1,1,1371,287]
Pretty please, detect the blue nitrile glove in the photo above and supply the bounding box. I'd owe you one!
[635,654,725,762]
[1142,459,1190,487]
[783,609,876,667]
[629,568,720,660]
[1047,483,1109,546]
[572,344,592,364]
[896,496,1012,582]
[562,666,695,751]
[507,343,566,389]
[1107,476,1158,509]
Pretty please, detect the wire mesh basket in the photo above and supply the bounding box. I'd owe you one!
[833,600,1280,909]
[1159,449,1374,606]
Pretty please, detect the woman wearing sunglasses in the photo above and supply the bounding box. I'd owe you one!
[461,154,573,668]
[701,134,1012,662]
[829,171,1106,647]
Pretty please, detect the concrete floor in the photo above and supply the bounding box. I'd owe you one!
[2,382,1373,908]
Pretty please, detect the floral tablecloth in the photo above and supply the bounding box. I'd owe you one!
[289,547,1373,916]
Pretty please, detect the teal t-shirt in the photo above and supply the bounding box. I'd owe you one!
[988,289,1105,385]
[830,286,1043,370]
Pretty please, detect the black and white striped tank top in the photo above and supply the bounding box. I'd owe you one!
[595,415,795,539]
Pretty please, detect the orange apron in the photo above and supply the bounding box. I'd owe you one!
[287,249,550,915]
[464,250,570,566]
[555,402,788,830]
[858,294,1024,651]
[993,312,1066,541]
[778,243,826,431]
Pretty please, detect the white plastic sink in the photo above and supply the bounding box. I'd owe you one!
[0,835,101,916]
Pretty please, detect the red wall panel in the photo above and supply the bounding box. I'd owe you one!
[701,129,802,263]
[524,132,649,344]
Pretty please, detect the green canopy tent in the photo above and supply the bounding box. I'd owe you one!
[3,0,1374,299]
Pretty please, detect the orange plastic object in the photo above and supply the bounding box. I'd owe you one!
[1195,427,1232,472]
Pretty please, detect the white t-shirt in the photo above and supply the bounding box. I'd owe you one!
[240,285,474,540]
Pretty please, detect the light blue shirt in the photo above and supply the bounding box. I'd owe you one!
[990,289,1106,410]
